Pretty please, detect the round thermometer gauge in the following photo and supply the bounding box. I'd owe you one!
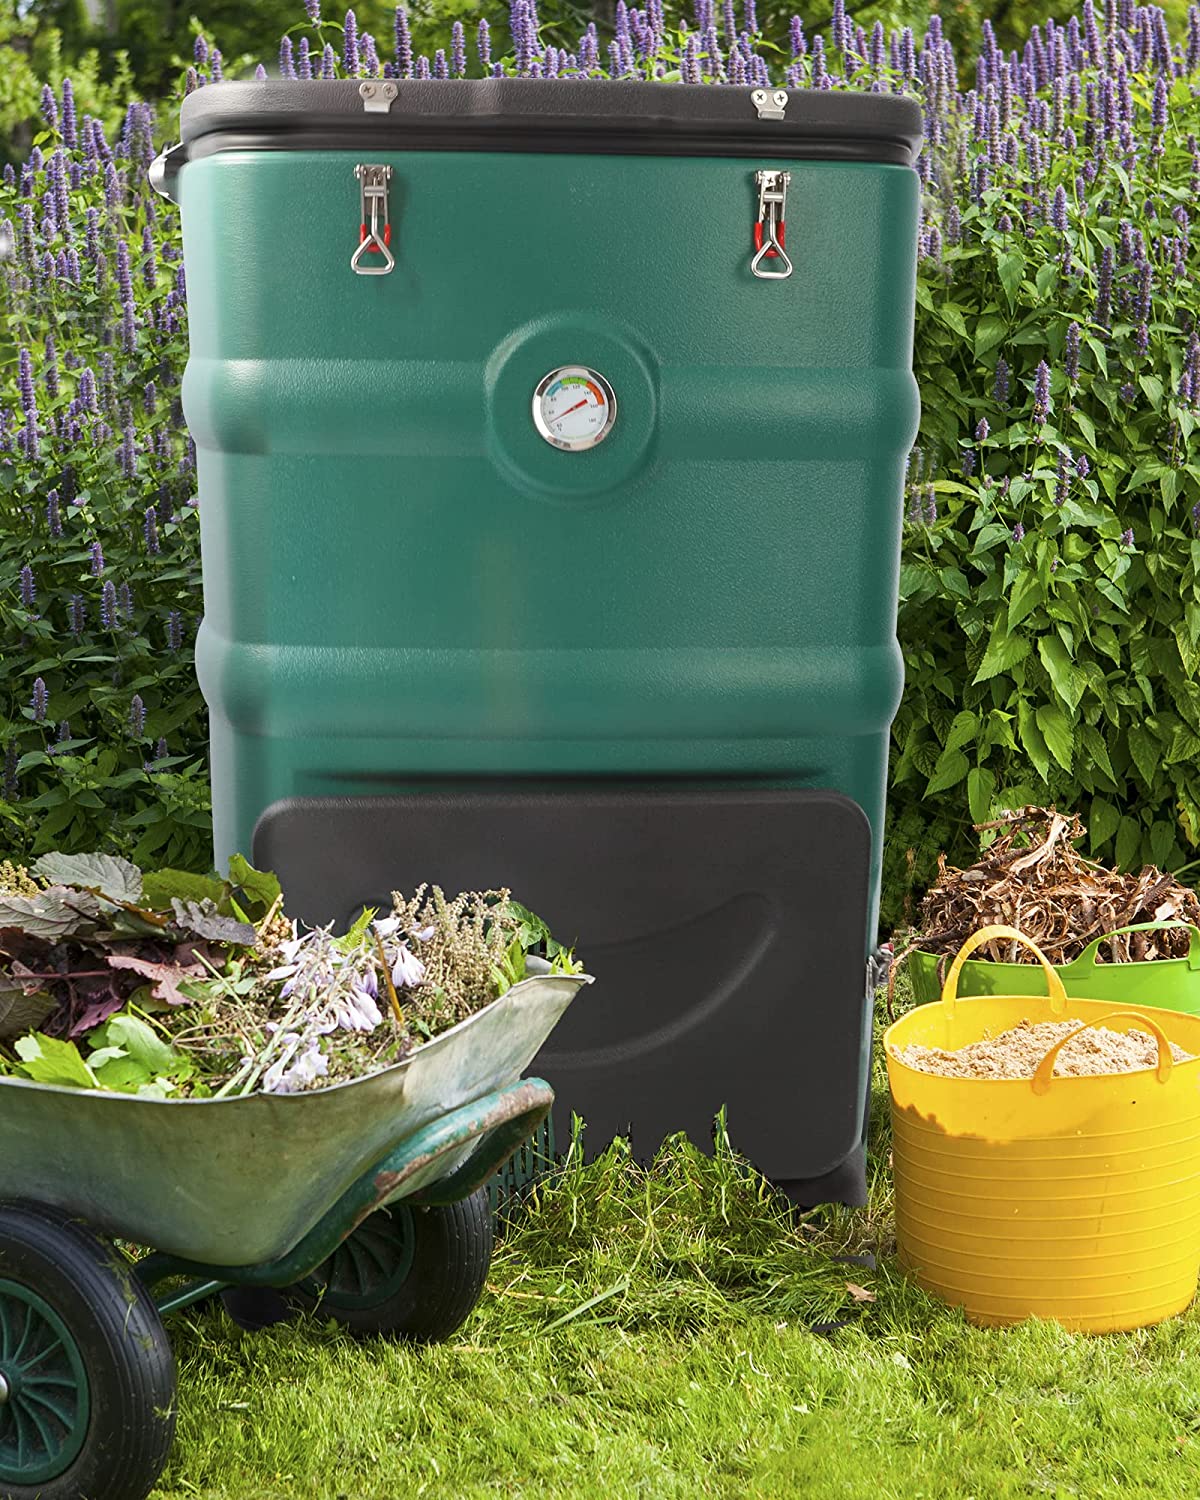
[532,367,617,452]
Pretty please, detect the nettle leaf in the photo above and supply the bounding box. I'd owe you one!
[1039,635,1085,712]
[1017,700,1052,784]
[1036,704,1074,773]
[966,766,996,825]
[1127,723,1161,790]
[170,900,257,948]
[32,852,143,905]
[1089,797,1122,853]
[974,626,1031,683]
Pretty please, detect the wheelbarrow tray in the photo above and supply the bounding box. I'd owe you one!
[0,972,585,1267]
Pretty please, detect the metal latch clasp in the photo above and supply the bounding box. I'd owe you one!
[352,164,395,276]
[751,169,793,281]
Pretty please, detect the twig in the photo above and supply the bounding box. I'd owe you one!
[374,931,405,1030]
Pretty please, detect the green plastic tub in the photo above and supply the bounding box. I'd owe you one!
[908,921,1200,1014]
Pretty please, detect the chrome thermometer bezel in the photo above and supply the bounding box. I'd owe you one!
[532,366,618,452]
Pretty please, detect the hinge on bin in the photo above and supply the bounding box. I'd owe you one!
[751,88,789,121]
[751,169,793,281]
[359,80,399,113]
[351,164,395,276]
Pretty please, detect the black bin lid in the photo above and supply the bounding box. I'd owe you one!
[172,78,922,171]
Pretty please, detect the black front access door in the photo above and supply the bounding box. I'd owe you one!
[255,786,874,1204]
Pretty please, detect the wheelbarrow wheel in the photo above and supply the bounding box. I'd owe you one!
[290,1186,494,1342]
[0,1201,176,1500]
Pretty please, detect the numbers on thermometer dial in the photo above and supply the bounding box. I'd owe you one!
[532,367,617,452]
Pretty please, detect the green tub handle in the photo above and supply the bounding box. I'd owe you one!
[1061,921,1200,974]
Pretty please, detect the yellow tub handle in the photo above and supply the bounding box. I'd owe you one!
[1031,1008,1175,1095]
[941,925,1068,1019]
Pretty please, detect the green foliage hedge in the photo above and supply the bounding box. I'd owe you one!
[3,0,1200,927]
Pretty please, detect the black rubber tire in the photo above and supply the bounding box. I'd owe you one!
[0,1201,176,1500]
[290,1187,494,1343]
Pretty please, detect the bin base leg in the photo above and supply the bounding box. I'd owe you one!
[774,1142,867,1210]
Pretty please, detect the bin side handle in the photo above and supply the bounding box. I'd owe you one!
[1063,920,1200,974]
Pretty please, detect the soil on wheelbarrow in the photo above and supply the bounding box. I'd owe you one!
[895,1018,1195,1080]
[905,806,1200,968]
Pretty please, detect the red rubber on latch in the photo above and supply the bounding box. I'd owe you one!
[753,221,786,258]
[357,224,393,253]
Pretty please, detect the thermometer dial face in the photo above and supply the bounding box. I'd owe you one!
[532,367,617,452]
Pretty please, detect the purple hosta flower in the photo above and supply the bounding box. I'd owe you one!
[129,695,146,739]
[322,43,337,79]
[1121,527,1134,548]
[343,9,360,74]
[391,943,426,990]
[1032,360,1051,426]
[89,540,104,576]
[31,679,48,724]
[46,490,62,538]
[1012,522,1026,544]
[100,580,117,628]
[332,985,384,1032]
[166,610,183,652]
[68,595,86,635]
[264,1040,329,1095]
[18,565,35,609]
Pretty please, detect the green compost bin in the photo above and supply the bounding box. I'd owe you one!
[159,78,922,1206]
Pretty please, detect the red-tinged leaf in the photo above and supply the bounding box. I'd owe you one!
[106,953,206,1007]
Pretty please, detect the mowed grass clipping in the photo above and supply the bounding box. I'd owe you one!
[153,977,1200,1499]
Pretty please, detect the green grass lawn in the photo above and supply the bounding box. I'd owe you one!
[152,976,1200,1499]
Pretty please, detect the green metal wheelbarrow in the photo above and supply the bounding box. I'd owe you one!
[0,970,588,1500]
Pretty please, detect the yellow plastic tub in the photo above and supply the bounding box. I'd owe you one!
[884,924,1200,1332]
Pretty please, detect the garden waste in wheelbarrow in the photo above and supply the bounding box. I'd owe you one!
[155,76,922,1207]
[0,969,587,1500]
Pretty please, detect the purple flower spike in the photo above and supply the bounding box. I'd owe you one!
[31,679,48,724]
[68,595,86,635]
[306,0,321,19]
[100,580,117,628]
[1012,522,1025,543]
[129,695,146,738]
[994,357,1010,405]
[1076,454,1090,478]
[1121,527,1134,548]
[254,63,268,81]
[19,565,35,609]
[46,490,62,538]
[477,18,492,71]
[322,43,336,79]
[1032,360,1051,424]
[40,84,58,134]
[344,9,360,75]
[167,611,183,652]
[975,417,990,441]
[280,36,296,78]
[451,20,466,75]
[144,507,160,556]
[395,7,413,76]
[90,540,104,576]
[1065,323,1081,381]
[1051,184,1068,234]
[61,78,77,147]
